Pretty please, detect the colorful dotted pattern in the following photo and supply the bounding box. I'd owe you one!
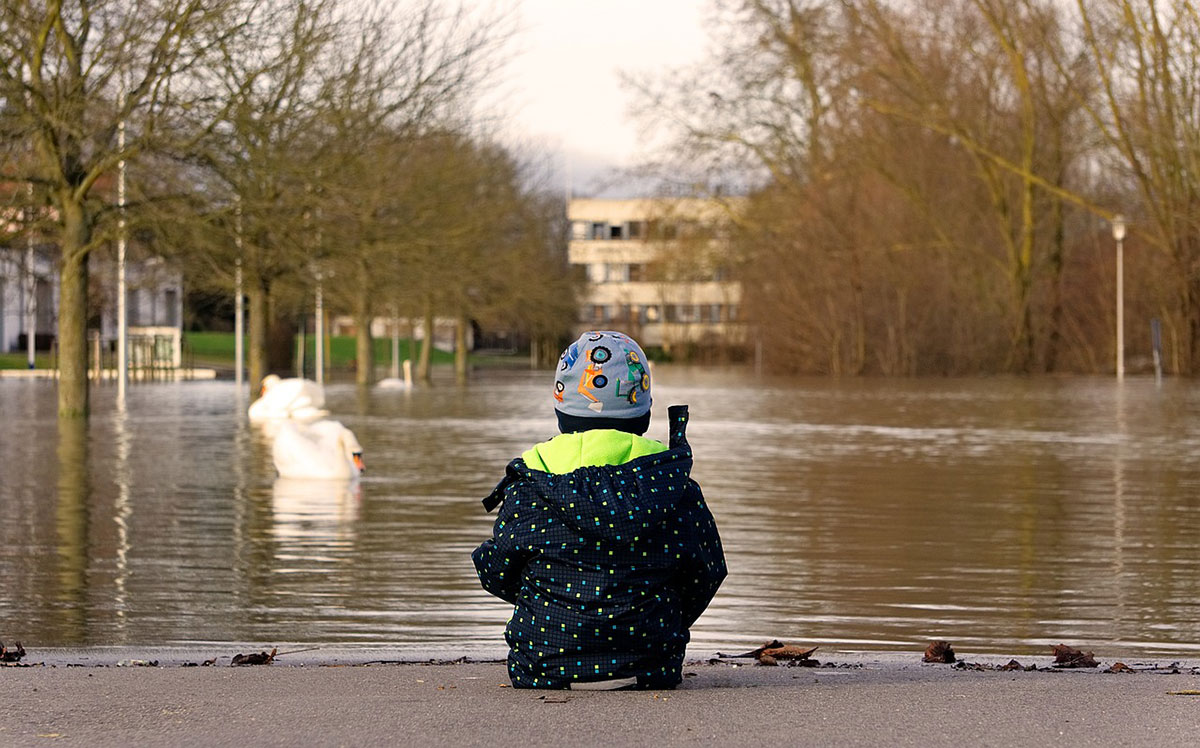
[473,406,727,689]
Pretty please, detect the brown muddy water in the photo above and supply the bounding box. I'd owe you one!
[1,369,1198,657]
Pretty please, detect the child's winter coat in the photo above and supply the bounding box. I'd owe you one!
[473,406,726,689]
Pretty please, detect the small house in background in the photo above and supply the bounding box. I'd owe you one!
[1,243,184,373]
[99,255,186,370]
[567,197,746,359]
[2,169,185,373]
[0,248,56,355]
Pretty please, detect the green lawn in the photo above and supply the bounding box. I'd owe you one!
[3,333,492,371]
[0,352,53,369]
[183,331,456,369]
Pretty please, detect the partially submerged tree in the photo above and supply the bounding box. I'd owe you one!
[192,0,340,391]
[1071,0,1200,374]
[634,0,1183,376]
[0,0,252,418]
[314,1,510,386]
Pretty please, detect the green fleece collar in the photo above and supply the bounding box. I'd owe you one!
[522,430,668,474]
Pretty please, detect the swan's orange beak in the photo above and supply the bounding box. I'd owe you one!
[353,453,365,473]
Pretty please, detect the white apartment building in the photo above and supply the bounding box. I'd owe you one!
[567,197,744,354]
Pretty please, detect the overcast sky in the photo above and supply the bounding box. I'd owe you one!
[475,0,710,194]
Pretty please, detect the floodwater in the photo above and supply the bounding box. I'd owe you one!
[1,369,1198,657]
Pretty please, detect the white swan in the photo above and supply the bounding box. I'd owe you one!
[249,374,328,422]
[272,420,364,480]
[377,359,413,389]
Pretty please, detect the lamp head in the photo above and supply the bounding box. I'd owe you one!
[1112,215,1126,241]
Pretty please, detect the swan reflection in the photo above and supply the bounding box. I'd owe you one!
[270,477,361,551]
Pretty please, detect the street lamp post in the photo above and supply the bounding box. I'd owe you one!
[234,198,244,391]
[116,86,128,405]
[1112,215,1126,381]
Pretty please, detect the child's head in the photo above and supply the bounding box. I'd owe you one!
[553,331,652,435]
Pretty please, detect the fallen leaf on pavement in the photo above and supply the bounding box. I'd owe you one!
[717,640,820,666]
[923,641,956,663]
[719,640,784,659]
[1052,644,1098,668]
[1,642,27,663]
[231,647,276,666]
[761,644,819,661]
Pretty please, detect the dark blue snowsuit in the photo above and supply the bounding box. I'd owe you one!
[472,406,726,689]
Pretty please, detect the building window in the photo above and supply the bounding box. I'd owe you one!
[609,224,624,240]
[627,221,644,239]
[589,222,608,240]
[701,304,723,323]
[164,289,179,327]
[665,304,699,323]
[727,304,739,322]
[571,221,589,240]
[639,305,660,323]
[648,220,678,241]
[127,289,140,326]
[592,305,611,323]
[628,263,645,282]
[587,264,630,283]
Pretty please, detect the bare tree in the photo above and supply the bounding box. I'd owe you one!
[0,0,252,418]
[315,1,511,386]
[1071,0,1200,374]
[632,0,1149,376]
[192,0,341,390]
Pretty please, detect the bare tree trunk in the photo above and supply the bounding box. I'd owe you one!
[55,416,89,627]
[417,298,434,383]
[325,310,333,384]
[849,251,866,375]
[248,283,268,392]
[1186,271,1200,375]
[455,311,469,384]
[354,292,374,386]
[56,202,91,419]
[1043,194,1067,372]
[267,317,295,374]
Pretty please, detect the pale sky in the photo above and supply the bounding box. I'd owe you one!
[475,0,710,192]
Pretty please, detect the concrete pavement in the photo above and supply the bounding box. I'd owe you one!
[2,650,1198,746]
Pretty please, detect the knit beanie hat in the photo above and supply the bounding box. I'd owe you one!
[553,331,652,434]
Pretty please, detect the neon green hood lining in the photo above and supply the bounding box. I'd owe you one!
[522,430,668,474]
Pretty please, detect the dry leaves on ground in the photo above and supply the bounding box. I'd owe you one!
[0,642,26,663]
[231,648,277,666]
[923,641,956,663]
[715,640,820,666]
[1052,644,1099,668]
